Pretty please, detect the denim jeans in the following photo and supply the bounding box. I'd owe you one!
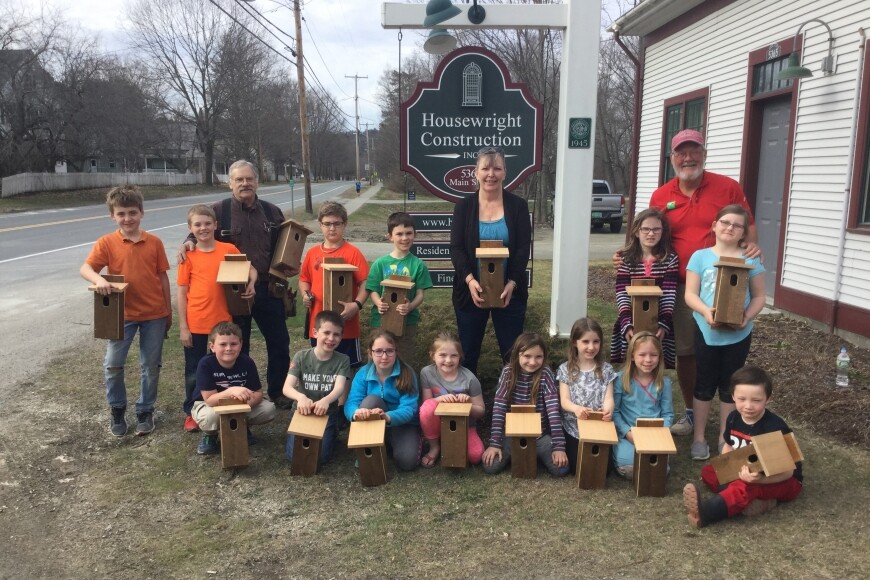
[285,412,339,466]
[182,333,210,415]
[236,281,290,401]
[455,298,527,375]
[104,317,167,413]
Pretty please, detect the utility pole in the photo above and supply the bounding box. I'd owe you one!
[345,74,367,182]
[362,121,373,180]
[294,0,313,212]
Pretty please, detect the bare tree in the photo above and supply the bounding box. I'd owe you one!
[127,0,248,185]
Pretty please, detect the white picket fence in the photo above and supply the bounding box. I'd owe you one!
[1,172,202,197]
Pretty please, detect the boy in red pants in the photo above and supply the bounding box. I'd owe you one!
[683,366,802,527]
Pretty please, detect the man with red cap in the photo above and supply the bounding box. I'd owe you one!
[648,129,760,443]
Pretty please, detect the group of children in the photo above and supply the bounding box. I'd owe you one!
[80,184,800,529]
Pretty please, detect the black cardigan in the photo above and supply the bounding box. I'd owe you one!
[449,189,531,310]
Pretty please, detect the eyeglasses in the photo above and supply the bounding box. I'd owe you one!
[639,227,663,234]
[371,348,396,357]
[671,148,705,159]
[320,221,345,229]
[717,219,745,231]
[478,146,505,155]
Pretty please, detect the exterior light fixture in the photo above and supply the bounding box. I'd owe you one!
[468,0,486,25]
[423,0,461,55]
[777,18,835,81]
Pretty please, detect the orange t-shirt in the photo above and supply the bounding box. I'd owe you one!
[176,241,241,334]
[300,242,369,338]
[86,230,170,321]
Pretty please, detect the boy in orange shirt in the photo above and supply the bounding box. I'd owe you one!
[177,204,255,431]
[299,201,370,368]
[79,186,172,437]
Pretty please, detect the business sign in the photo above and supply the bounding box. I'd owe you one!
[411,212,453,233]
[401,46,543,203]
[569,118,592,149]
[428,268,533,289]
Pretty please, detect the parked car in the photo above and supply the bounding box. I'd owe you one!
[547,180,625,233]
[591,179,624,233]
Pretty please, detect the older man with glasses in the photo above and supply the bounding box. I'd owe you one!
[647,129,761,439]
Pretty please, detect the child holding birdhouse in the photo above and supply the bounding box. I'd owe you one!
[611,208,679,369]
[684,204,766,461]
[683,366,802,528]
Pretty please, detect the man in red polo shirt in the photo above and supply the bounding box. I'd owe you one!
[648,129,760,437]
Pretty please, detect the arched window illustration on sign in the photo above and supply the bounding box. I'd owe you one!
[462,62,482,107]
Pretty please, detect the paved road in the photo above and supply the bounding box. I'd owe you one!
[0,181,623,391]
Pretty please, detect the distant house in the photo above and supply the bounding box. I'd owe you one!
[611,0,870,343]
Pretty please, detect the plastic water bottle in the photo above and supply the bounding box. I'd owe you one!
[836,345,850,388]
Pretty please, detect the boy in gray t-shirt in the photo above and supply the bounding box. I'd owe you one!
[282,311,350,465]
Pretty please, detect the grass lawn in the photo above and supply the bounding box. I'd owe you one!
[2,255,868,578]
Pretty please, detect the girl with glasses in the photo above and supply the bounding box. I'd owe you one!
[684,204,766,461]
[344,330,421,471]
[611,208,679,371]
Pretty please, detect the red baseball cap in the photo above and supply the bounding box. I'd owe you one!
[671,129,705,151]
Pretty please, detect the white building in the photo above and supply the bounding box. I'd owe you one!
[611,0,870,343]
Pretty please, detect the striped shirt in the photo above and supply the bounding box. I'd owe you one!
[488,366,565,452]
[610,252,679,369]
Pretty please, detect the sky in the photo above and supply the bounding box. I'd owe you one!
[58,0,627,130]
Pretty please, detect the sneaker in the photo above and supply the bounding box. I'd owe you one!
[670,413,694,436]
[683,483,703,529]
[110,407,127,438]
[743,498,777,517]
[197,433,219,455]
[247,428,257,446]
[183,415,200,433]
[135,412,154,436]
[690,441,710,461]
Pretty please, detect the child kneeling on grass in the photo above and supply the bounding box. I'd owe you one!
[282,310,351,466]
[191,322,276,455]
[683,366,803,527]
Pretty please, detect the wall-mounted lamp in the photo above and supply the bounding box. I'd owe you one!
[777,18,836,81]
[423,0,488,55]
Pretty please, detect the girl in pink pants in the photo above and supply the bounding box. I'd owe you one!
[418,332,486,467]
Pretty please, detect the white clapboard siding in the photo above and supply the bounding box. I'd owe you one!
[633,0,870,317]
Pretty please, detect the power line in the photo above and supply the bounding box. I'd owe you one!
[231,0,296,48]
[302,17,351,98]
[206,0,297,67]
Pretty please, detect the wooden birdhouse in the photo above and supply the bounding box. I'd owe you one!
[214,399,252,470]
[217,254,253,316]
[625,279,663,335]
[576,412,618,490]
[476,242,510,309]
[505,404,542,479]
[712,257,755,327]
[380,275,415,337]
[89,274,127,340]
[631,418,676,497]
[348,418,387,487]
[271,219,313,278]
[287,413,329,477]
[321,258,358,314]
[435,402,473,468]
[711,431,802,484]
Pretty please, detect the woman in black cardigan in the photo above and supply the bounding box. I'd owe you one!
[450,147,532,374]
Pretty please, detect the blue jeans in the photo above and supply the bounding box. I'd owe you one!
[104,317,167,413]
[182,333,210,415]
[286,412,339,466]
[236,281,290,401]
[455,298,527,374]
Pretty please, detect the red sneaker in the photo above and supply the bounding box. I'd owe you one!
[183,415,200,432]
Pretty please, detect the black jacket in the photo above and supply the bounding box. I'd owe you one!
[449,189,531,310]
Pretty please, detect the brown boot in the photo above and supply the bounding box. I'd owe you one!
[743,498,777,517]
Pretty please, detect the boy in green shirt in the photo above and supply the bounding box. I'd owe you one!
[282,310,351,465]
[366,212,433,364]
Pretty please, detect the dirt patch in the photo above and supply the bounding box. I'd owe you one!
[588,265,870,447]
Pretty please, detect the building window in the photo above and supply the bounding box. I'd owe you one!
[660,88,709,184]
[850,39,870,231]
[108,159,116,170]
[752,55,794,96]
